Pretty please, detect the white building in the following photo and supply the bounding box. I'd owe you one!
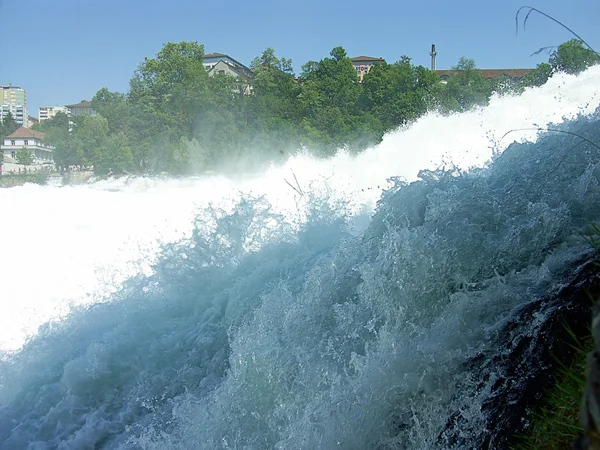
[1,127,53,163]
[203,53,254,78]
[65,101,96,117]
[0,85,27,127]
[0,103,26,128]
[203,53,254,95]
[39,106,69,121]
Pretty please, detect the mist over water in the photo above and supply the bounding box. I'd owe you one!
[1,66,600,449]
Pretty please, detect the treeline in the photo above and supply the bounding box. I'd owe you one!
[0,112,20,165]
[33,39,599,175]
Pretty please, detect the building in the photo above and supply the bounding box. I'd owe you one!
[39,106,69,121]
[0,104,26,127]
[1,127,53,163]
[435,68,533,82]
[203,53,254,95]
[428,44,532,83]
[65,101,96,117]
[0,85,28,127]
[208,59,254,79]
[203,53,254,79]
[1,85,26,107]
[28,116,39,128]
[351,56,386,82]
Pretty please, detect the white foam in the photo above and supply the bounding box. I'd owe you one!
[0,66,599,353]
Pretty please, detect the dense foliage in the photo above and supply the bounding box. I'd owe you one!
[31,39,599,175]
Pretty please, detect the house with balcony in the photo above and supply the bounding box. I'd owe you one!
[65,101,96,117]
[203,52,254,95]
[203,53,254,78]
[1,127,53,163]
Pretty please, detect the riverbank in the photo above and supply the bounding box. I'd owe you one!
[0,170,94,188]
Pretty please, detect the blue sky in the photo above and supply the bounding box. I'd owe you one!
[0,0,598,118]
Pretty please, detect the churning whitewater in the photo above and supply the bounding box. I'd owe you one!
[1,66,600,449]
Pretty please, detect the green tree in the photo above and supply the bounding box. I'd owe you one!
[92,88,131,135]
[0,112,19,140]
[247,48,302,154]
[298,46,362,152]
[35,112,75,168]
[439,57,493,112]
[16,148,33,165]
[549,39,600,75]
[47,115,109,169]
[190,71,251,167]
[361,56,440,131]
[95,131,134,174]
[521,62,553,88]
[251,47,294,74]
[166,136,210,175]
[129,41,209,137]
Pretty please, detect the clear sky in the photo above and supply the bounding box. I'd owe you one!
[0,0,598,118]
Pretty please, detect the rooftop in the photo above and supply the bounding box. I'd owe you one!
[204,52,228,58]
[65,101,93,109]
[5,127,45,140]
[435,68,533,79]
[203,52,253,77]
[351,56,386,62]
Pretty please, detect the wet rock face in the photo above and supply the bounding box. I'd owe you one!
[481,259,597,449]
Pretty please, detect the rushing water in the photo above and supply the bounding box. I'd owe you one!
[1,67,600,449]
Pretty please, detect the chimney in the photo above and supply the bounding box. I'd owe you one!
[430,44,437,71]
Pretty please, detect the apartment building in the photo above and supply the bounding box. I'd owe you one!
[0,104,26,127]
[0,85,27,127]
[39,106,69,121]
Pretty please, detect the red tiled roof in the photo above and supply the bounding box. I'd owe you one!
[6,127,45,139]
[435,68,532,79]
[351,56,385,62]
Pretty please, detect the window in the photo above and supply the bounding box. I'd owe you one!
[10,140,15,145]
[24,140,28,145]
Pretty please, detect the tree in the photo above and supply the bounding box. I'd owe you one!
[0,112,19,140]
[549,39,600,75]
[34,112,72,167]
[92,88,131,135]
[361,56,439,131]
[251,48,294,74]
[248,48,302,143]
[16,148,33,166]
[298,46,363,152]
[94,132,134,174]
[129,41,209,137]
[74,115,109,168]
[521,62,553,88]
[439,57,493,112]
